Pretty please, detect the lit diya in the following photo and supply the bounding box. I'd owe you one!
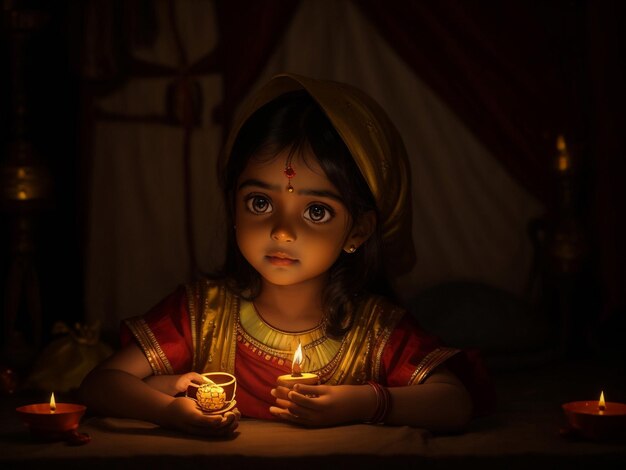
[562,391,626,440]
[16,392,90,444]
[277,343,319,387]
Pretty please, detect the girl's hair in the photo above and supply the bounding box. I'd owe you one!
[218,90,396,337]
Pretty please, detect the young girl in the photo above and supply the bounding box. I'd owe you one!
[80,73,488,438]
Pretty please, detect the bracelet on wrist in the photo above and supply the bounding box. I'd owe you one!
[365,381,392,424]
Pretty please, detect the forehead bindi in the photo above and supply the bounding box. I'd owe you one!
[238,151,339,196]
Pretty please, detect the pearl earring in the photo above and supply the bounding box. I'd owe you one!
[347,245,357,253]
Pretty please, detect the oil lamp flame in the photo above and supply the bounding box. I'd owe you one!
[50,392,57,413]
[599,391,606,411]
[291,343,303,377]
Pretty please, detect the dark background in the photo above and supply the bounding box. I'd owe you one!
[1,0,625,381]
[1,0,84,369]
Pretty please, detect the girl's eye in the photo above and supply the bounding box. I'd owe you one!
[246,195,273,215]
[304,204,333,223]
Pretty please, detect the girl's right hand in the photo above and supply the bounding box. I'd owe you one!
[160,397,240,437]
[173,372,210,394]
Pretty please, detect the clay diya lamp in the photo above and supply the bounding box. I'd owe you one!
[16,393,87,442]
[562,391,626,440]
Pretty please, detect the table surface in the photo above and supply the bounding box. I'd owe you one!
[1,359,625,469]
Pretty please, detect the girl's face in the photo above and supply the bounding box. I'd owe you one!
[235,148,354,288]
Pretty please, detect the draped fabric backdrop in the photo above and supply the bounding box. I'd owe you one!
[242,0,543,301]
[82,0,624,339]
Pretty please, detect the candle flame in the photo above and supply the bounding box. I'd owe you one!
[50,392,57,413]
[292,343,303,376]
[599,391,606,411]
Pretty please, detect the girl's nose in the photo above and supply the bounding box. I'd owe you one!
[271,226,296,242]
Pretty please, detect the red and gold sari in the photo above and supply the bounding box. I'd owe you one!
[122,279,490,420]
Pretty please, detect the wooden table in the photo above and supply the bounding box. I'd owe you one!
[1,359,625,469]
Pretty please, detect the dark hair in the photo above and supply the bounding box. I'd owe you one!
[218,90,395,337]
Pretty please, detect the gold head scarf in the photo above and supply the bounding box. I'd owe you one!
[222,73,415,275]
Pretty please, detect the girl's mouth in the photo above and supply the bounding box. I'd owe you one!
[265,253,298,266]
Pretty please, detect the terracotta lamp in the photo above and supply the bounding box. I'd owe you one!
[16,393,89,444]
[562,391,626,440]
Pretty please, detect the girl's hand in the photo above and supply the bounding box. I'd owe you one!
[269,384,376,427]
[144,372,210,396]
[160,397,240,437]
[173,372,210,394]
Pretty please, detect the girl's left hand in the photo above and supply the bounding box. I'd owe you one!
[269,384,376,427]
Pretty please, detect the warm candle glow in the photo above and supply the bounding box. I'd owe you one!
[562,393,626,440]
[277,343,318,387]
[49,392,57,413]
[16,397,88,442]
[556,134,570,172]
[292,343,303,377]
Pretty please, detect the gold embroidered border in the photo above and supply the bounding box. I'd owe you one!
[124,318,174,375]
[315,338,347,382]
[371,305,401,383]
[226,294,239,373]
[185,283,198,371]
[203,282,215,367]
[306,334,329,350]
[373,328,393,382]
[408,347,461,385]
[236,312,330,358]
[235,314,346,382]
[237,322,292,359]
